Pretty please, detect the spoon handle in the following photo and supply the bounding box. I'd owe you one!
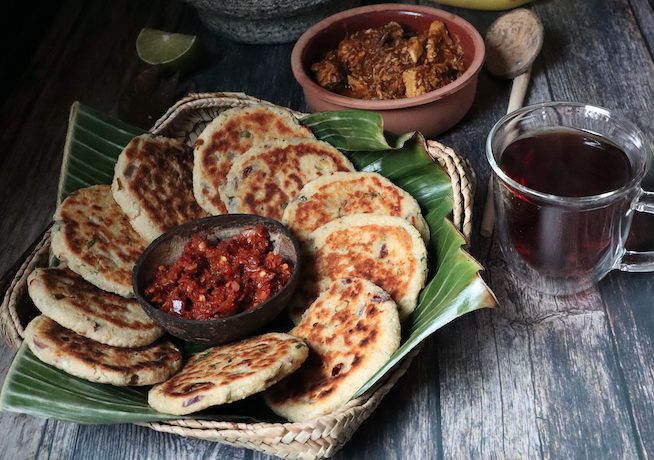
[507,68,532,113]
[480,67,533,238]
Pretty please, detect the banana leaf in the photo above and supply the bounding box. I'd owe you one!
[0,104,495,423]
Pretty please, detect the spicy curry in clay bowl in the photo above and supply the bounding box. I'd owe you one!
[291,3,485,137]
[133,214,301,344]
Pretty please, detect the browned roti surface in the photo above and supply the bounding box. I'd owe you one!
[194,105,313,214]
[281,171,429,242]
[291,215,428,322]
[148,333,308,415]
[51,184,147,297]
[112,134,206,242]
[27,267,163,347]
[265,278,400,421]
[25,316,182,386]
[220,138,354,220]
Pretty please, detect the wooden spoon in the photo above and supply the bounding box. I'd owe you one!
[480,8,544,238]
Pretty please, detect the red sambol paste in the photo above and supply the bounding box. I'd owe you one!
[144,226,293,320]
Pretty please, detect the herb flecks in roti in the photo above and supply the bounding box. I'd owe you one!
[112,134,206,243]
[265,277,400,422]
[193,105,314,215]
[148,333,308,415]
[51,184,147,298]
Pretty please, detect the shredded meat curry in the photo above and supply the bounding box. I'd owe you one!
[311,21,465,100]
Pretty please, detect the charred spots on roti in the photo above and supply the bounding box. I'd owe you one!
[35,268,158,331]
[149,333,307,414]
[359,328,377,347]
[117,136,205,235]
[331,363,344,377]
[179,382,215,395]
[123,163,136,179]
[208,118,253,157]
[287,173,411,239]
[30,317,181,378]
[306,225,416,308]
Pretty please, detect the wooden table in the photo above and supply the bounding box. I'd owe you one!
[1,0,653,458]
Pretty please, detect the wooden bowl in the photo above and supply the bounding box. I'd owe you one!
[291,3,485,137]
[132,215,301,344]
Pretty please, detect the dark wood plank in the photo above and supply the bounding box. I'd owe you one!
[628,0,654,63]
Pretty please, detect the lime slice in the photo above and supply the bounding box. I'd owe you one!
[136,28,201,74]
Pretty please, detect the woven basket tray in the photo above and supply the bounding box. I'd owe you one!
[0,92,476,459]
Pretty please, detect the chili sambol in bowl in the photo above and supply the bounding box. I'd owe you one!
[133,214,301,344]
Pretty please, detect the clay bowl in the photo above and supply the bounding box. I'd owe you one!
[133,215,301,345]
[291,3,485,137]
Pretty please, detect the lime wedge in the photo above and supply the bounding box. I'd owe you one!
[136,28,201,74]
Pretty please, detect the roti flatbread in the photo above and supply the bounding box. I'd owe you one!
[25,315,182,386]
[220,138,355,220]
[51,185,147,297]
[291,214,428,322]
[28,267,163,348]
[112,134,206,242]
[282,171,430,243]
[193,105,314,215]
[148,333,308,415]
[265,277,400,422]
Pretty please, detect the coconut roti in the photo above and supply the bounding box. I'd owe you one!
[148,332,308,415]
[25,315,182,386]
[51,185,147,298]
[265,277,400,422]
[282,171,430,243]
[193,104,314,215]
[292,214,428,322]
[28,267,163,348]
[112,134,206,243]
[220,138,355,220]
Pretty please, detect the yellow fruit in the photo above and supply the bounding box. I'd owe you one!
[430,0,534,10]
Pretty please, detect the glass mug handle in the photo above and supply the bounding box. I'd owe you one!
[619,189,654,272]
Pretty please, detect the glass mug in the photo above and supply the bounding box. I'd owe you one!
[487,102,654,294]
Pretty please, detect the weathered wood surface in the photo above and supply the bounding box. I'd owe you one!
[1,0,653,458]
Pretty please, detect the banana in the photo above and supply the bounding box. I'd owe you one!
[429,0,534,10]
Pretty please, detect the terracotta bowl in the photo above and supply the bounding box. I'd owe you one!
[132,215,301,345]
[291,3,485,137]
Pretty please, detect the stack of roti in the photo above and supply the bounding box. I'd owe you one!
[25,268,181,386]
[265,277,401,421]
[27,130,214,386]
[24,102,433,418]
[192,104,354,218]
